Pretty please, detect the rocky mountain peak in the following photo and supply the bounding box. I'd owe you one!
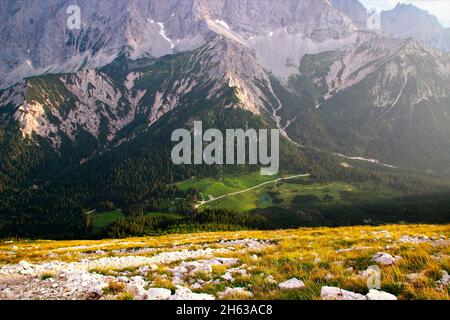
[331,0,368,28]
[0,0,359,88]
[381,3,450,53]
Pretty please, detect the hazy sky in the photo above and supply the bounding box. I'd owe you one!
[359,0,450,27]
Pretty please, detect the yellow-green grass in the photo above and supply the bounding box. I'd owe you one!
[198,179,355,211]
[91,211,125,230]
[276,181,353,203]
[204,187,272,211]
[1,224,449,300]
[176,172,280,198]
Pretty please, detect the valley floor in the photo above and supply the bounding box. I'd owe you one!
[0,224,449,300]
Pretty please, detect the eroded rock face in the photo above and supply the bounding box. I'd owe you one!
[331,0,368,29]
[3,1,356,151]
[0,36,277,147]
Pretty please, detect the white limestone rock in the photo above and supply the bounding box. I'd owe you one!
[371,252,400,266]
[321,286,367,300]
[138,264,158,275]
[191,283,203,290]
[144,288,172,300]
[399,235,430,244]
[130,276,147,287]
[437,270,450,286]
[366,289,397,300]
[170,258,239,277]
[126,284,146,299]
[222,272,235,282]
[169,286,215,300]
[117,276,130,283]
[278,278,305,290]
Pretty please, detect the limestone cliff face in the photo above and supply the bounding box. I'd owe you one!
[0,35,280,147]
[331,0,368,28]
[0,0,356,88]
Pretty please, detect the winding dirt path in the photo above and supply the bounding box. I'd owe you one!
[194,174,310,209]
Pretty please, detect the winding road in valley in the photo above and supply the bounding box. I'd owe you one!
[194,174,310,209]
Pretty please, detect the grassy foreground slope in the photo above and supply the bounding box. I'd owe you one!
[0,224,448,300]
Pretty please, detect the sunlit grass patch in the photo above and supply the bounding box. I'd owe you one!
[211,265,228,277]
[103,281,126,296]
[151,277,176,290]
[116,292,134,300]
